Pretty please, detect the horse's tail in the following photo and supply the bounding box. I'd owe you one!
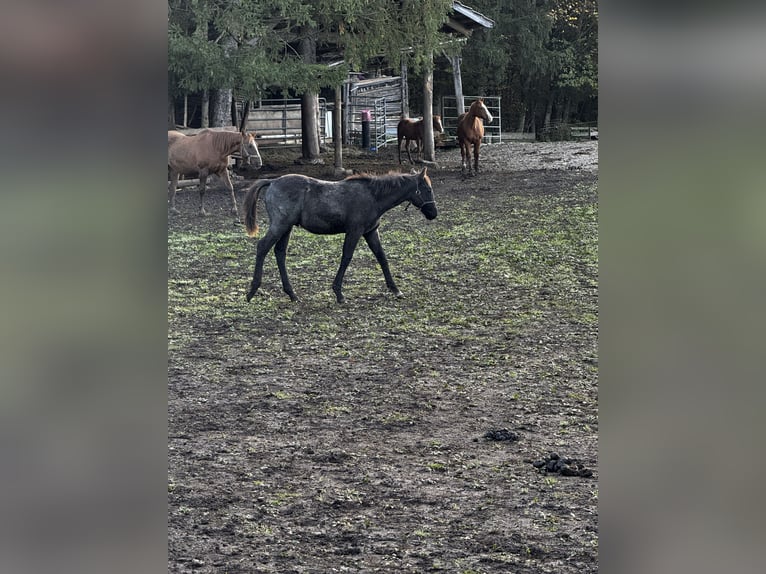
[243,179,271,237]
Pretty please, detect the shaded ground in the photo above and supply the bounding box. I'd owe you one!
[168,141,598,573]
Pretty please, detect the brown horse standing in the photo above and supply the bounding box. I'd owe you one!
[397,115,444,164]
[456,99,493,175]
[168,128,262,215]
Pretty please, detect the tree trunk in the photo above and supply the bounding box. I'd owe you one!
[563,97,572,124]
[555,94,565,124]
[342,81,349,145]
[200,90,209,128]
[401,62,409,118]
[544,92,554,129]
[333,86,343,173]
[168,96,176,129]
[517,108,526,133]
[301,93,321,160]
[210,36,237,127]
[421,55,435,163]
[300,29,321,161]
[449,55,465,115]
[211,89,232,127]
[231,96,240,130]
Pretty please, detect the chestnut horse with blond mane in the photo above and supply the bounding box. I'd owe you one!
[168,129,262,215]
[456,99,493,176]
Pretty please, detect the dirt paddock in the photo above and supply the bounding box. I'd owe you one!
[168,140,598,573]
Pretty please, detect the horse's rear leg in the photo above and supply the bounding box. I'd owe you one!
[459,142,469,175]
[332,232,362,304]
[246,229,281,302]
[168,171,180,214]
[364,228,402,298]
[274,229,298,302]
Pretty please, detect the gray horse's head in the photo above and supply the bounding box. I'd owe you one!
[413,168,437,220]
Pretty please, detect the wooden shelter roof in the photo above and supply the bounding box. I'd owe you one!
[443,1,495,36]
[315,2,494,64]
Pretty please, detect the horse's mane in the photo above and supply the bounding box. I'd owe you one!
[345,170,407,182]
[344,171,414,196]
[204,130,242,155]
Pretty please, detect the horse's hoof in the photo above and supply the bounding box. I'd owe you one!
[394,291,404,298]
[246,290,256,302]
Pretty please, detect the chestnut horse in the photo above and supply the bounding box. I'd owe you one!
[397,115,444,164]
[456,99,493,175]
[168,128,262,215]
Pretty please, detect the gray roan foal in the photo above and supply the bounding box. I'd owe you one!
[242,168,437,303]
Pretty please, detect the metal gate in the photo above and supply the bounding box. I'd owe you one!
[441,96,502,144]
[345,75,403,150]
[346,96,399,151]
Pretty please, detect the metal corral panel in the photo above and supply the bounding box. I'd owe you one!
[441,95,502,144]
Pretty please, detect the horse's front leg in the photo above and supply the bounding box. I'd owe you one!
[220,167,239,215]
[364,228,402,298]
[246,229,282,302]
[332,232,362,304]
[198,170,210,216]
[473,142,481,173]
[168,170,180,214]
[273,228,298,302]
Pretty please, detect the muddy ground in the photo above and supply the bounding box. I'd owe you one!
[168,140,598,573]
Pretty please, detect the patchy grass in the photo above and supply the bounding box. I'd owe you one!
[169,166,598,573]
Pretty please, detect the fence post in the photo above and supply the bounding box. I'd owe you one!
[360,109,371,149]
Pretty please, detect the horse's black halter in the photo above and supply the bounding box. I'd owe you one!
[406,183,435,212]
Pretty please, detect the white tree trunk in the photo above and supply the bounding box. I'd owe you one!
[200,90,209,128]
[449,55,465,115]
[421,55,435,163]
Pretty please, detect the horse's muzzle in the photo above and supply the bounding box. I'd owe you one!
[421,203,438,220]
[248,155,263,169]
